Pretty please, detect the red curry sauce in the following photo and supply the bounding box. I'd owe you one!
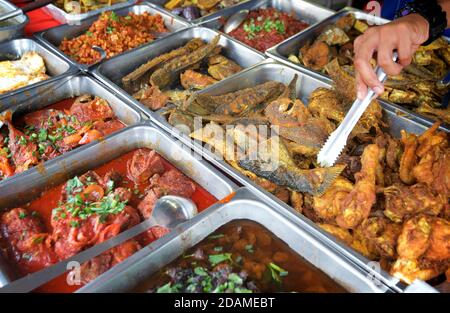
[1,149,217,293]
[228,8,309,52]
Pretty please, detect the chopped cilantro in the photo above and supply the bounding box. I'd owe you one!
[18,211,27,219]
[208,253,233,266]
[70,220,80,228]
[245,244,254,253]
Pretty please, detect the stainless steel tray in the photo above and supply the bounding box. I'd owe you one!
[0,38,77,103]
[266,7,450,130]
[0,0,29,43]
[0,73,143,185]
[199,0,335,54]
[78,187,389,293]
[43,1,137,24]
[0,122,237,291]
[91,25,267,112]
[150,60,445,293]
[34,3,190,71]
[146,0,253,25]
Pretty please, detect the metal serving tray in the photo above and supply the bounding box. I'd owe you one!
[34,3,190,71]
[43,0,137,24]
[0,38,76,103]
[0,73,143,185]
[0,122,237,291]
[199,0,334,54]
[266,7,450,130]
[91,25,267,112]
[150,60,444,293]
[146,0,252,25]
[0,0,29,43]
[79,187,388,293]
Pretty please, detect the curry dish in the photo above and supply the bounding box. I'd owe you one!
[0,148,217,292]
[228,8,309,52]
[165,60,450,285]
[164,0,244,21]
[55,0,128,14]
[136,220,347,293]
[0,95,125,181]
[59,11,168,65]
[288,13,450,124]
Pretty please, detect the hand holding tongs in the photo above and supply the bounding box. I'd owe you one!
[317,52,399,167]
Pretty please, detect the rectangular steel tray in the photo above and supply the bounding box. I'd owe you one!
[146,0,253,25]
[149,60,445,293]
[0,73,143,188]
[78,187,389,293]
[0,38,77,103]
[0,0,29,43]
[199,0,335,54]
[34,3,190,71]
[43,1,137,24]
[266,7,450,130]
[0,122,237,291]
[91,25,267,112]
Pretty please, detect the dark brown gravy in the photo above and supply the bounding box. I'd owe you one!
[135,220,347,293]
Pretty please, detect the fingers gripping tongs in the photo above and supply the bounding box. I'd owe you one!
[317,53,398,167]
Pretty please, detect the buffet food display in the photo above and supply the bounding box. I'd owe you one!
[228,8,309,52]
[267,9,450,126]
[0,95,125,180]
[0,1,448,294]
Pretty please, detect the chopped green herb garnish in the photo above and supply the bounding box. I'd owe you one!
[109,11,119,22]
[19,211,27,219]
[208,233,224,240]
[19,136,27,146]
[33,236,45,244]
[214,246,223,252]
[70,220,80,228]
[267,262,288,283]
[245,244,254,253]
[208,253,233,266]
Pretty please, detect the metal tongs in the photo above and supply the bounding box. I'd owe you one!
[317,53,399,167]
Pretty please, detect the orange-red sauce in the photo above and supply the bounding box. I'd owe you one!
[4,149,217,293]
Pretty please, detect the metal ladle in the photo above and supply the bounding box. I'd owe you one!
[223,9,249,34]
[0,195,198,292]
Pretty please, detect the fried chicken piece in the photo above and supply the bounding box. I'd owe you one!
[399,129,418,185]
[384,183,446,223]
[336,144,380,229]
[312,176,353,222]
[391,215,450,284]
[354,217,402,260]
[318,223,353,246]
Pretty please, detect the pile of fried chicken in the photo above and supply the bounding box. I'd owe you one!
[184,58,449,286]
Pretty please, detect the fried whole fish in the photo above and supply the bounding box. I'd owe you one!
[183,81,285,116]
[123,38,205,93]
[237,136,345,196]
[150,35,220,89]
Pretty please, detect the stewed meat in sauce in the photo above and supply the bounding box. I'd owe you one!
[137,220,347,293]
[0,148,217,292]
[0,95,125,182]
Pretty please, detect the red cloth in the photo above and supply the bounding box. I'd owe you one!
[18,6,61,36]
